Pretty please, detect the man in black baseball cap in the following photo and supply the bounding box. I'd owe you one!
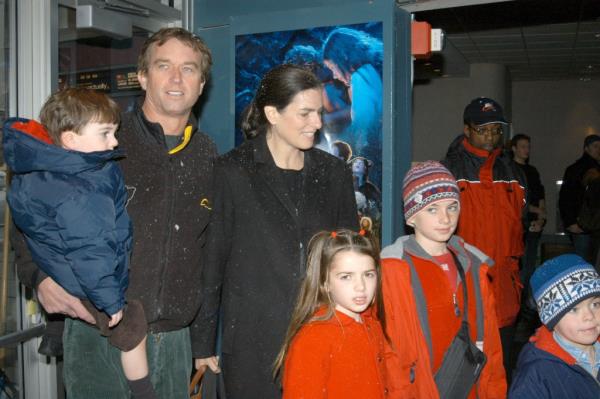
[443,96,526,379]
[462,97,508,152]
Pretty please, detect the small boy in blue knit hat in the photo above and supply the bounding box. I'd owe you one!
[509,254,600,398]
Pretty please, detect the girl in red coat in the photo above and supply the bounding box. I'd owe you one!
[274,229,390,398]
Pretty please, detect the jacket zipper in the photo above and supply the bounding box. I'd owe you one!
[453,292,460,317]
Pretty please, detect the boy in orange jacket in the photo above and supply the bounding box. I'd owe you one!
[381,161,506,398]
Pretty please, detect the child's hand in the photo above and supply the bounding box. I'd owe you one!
[108,310,123,328]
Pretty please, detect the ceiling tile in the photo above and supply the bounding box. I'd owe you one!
[413,0,600,81]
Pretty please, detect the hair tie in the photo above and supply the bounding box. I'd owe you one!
[330,231,337,238]
[359,229,366,236]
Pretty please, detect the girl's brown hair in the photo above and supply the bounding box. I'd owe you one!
[273,229,387,377]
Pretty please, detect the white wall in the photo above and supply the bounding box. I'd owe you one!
[412,63,509,162]
[412,75,600,234]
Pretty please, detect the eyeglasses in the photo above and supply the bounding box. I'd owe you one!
[469,125,503,137]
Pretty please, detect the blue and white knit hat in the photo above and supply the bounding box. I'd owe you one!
[402,161,460,221]
[530,254,600,329]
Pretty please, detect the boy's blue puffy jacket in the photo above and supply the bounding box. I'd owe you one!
[3,118,132,316]
[509,327,600,399]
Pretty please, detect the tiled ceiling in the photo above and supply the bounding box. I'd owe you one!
[412,0,600,81]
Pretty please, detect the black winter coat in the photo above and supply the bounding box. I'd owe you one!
[117,102,217,333]
[194,134,358,397]
[558,152,600,228]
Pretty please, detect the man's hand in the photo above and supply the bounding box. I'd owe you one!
[108,310,123,328]
[194,356,221,377]
[566,223,584,234]
[37,277,96,324]
[529,219,544,233]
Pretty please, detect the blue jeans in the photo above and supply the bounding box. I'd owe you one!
[63,319,192,399]
[520,230,541,291]
[570,233,592,262]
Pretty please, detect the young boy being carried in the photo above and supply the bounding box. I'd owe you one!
[3,88,155,399]
[509,254,600,399]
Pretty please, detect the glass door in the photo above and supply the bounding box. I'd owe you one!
[0,1,21,398]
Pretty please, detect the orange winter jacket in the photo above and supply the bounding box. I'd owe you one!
[283,307,389,399]
[443,137,526,327]
[381,235,506,399]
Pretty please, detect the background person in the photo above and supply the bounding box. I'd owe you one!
[442,97,527,378]
[511,133,548,356]
[197,64,358,399]
[511,133,546,290]
[559,134,600,263]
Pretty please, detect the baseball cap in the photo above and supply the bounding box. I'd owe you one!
[463,97,508,126]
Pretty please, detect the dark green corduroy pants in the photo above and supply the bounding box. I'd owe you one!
[63,318,192,399]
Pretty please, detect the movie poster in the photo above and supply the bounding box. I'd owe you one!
[235,22,383,238]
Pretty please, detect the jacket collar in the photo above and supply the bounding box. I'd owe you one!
[4,118,123,175]
[579,151,600,168]
[312,305,377,326]
[381,234,473,274]
[134,97,198,151]
[531,326,578,366]
[251,132,317,170]
[462,136,503,159]
[250,134,327,225]
[252,133,273,165]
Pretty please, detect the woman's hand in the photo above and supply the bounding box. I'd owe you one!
[194,356,221,376]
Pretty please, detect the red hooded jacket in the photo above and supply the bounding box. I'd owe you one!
[443,136,526,327]
[381,235,506,399]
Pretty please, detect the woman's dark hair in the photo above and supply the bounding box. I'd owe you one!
[240,64,323,139]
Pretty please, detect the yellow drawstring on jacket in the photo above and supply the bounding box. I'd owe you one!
[168,125,193,155]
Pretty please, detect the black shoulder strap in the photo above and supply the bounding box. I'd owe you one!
[469,258,485,342]
[449,251,469,324]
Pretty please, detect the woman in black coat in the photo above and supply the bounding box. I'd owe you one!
[194,65,358,398]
